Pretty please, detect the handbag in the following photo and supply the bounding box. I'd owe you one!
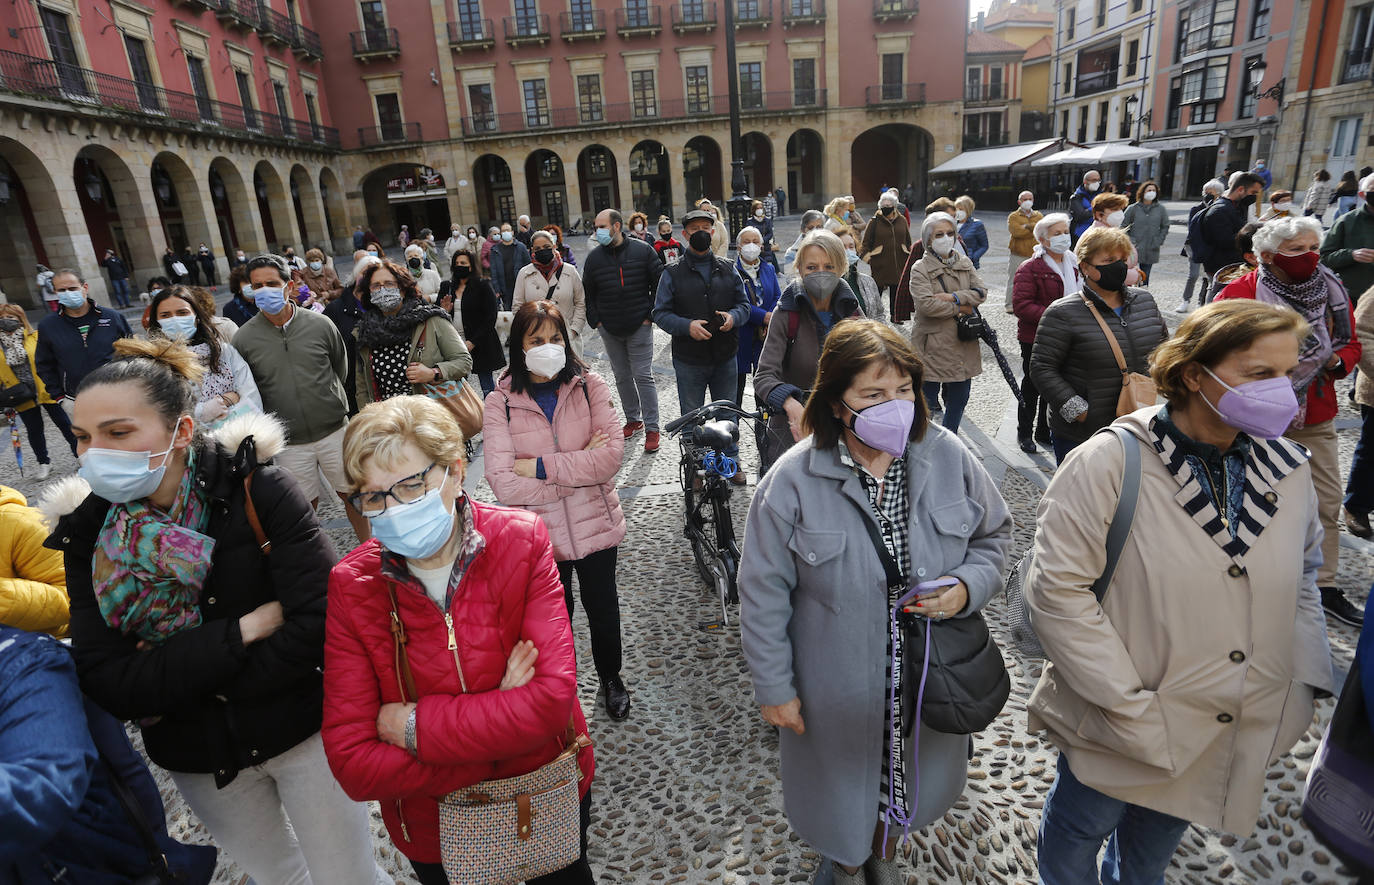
[414,321,484,439]
[851,497,1010,735]
[0,379,36,408]
[1302,654,1374,877]
[1002,425,1141,659]
[955,310,986,342]
[385,585,590,885]
[1082,295,1157,416]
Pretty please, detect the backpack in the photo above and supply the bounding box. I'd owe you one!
[1185,204,1212,265]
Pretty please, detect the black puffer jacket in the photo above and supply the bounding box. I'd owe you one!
[1030,287,1168,445]
[45,414,334,786]
[581,236,664,336]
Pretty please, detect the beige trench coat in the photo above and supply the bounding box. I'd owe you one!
[908,252,987,382]
[511,263,588,357]
[1026,409,1335,833]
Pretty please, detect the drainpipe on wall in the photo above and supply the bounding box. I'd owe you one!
[1291,0,1332,192]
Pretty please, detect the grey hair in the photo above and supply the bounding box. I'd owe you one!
[800,209,825,230]
[1361,173,1374,193]
[1251,216,1323,256]
[736,225,762,245]
[1082,170,1100,182]
[920,211,959,246]
[1033,212,1071,242]
[878,191,897,208]
[1203,178,1226,196]
[245,253,290,282]
[530,229,555,248]
[51,268,85,285]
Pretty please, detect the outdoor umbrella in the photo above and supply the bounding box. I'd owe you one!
[8,410,22,475]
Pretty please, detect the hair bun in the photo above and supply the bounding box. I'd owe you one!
[112,337,206,384]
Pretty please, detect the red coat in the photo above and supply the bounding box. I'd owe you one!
[322,503,595,863]
[1012,253,1081,345]
[1216,269,1361,426]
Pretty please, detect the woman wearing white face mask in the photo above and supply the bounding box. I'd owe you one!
[484,300,632,722]
[734,226,783,405]
[149,286,261,427]
[1123,181,1170,282]
[1089,193,1143,285]
[908,212,987,434]
[51,339,383,885]
[1259,189,1296,221]
[1012,214,1078,453]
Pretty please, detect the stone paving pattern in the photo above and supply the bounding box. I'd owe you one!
[20,207,1369,883]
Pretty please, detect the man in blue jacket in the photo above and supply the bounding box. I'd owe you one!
[488,222,531,310]
[1069,170,1101,246]
[34,270,133,411]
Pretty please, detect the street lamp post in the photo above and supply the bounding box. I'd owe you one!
[723,0,751,244]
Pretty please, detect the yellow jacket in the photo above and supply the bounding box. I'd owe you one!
[0,329,54,411]
[0,485,68,635]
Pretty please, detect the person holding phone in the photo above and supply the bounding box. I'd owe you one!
[738,319,1012,885]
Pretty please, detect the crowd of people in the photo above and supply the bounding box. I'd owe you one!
[2,164,1373,885]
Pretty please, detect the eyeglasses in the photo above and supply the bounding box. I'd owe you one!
[348,463,442,516]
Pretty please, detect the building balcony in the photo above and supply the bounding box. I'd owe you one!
[448,18,495,50]
[1342,46,1373,84]
[292,23,323,59]
[865,82,926,106]
[873,0,917,21]
[459,89,826,137]
[357,121,422,147]
[672,2,718,33]
[256,3,296,47]
[559,9,606,40]
[213,0,260,30]
[735,0,771,27]
[782,0,824,25]
[963,130,1011,149]
[503,14,551,46]
[964,84,1008,103]
[0,49,339,148]
[350,28,399,61]
[170,0,216,11]
[1075,68,1118,97]
[615,6,663,36]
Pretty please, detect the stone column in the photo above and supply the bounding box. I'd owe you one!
[616,149,635,215]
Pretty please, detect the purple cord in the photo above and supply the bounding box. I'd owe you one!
[882,597,933,849]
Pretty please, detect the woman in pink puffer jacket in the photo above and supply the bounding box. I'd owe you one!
[483,301,632,721]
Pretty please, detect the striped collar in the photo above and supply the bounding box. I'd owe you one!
[1146,411,1309,561]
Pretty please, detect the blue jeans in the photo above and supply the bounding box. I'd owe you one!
[1037,754,1191,885]
[674,357,739,459]
[1346,405,1374,515]
[109,277,130,307]
[1051,431,1079,465]
[922,379,972,434]
[476,371,496,397]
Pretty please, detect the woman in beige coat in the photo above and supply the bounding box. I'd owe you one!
[908,211,986,434]
[1027,300,1336,884]
[512,230,588,357]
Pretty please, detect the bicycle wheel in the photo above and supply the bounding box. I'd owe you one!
[713,493,741,605]
[682,452,717,589]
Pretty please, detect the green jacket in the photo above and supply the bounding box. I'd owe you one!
[233,306,349,445]
[1320,206,1374,301]
[355,313,472,408]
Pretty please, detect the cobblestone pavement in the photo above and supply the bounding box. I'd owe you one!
[23,211,1369,883]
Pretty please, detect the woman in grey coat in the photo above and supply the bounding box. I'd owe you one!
[1122,181,1170,281]
[739,320,1012,885]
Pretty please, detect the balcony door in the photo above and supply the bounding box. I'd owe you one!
[40,8,87,97]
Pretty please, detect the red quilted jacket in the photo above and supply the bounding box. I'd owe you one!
[321,502,595,864]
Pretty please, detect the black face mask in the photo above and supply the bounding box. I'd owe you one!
[453,265,472,279]
[1092,260,1129,292]
[688,230,713,253]
[533,248,555,264]
[408,257,423,270]
[1365,193,1374,213]
[1239,194,1257,208]
[881,206,894,215]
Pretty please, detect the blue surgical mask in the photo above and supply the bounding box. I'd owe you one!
[253,287,287,314]
[594,228,612,246]
[1048,233,1072,254]
[78,428,183,504]
[846,249,860,265]
[308,260,323,271]
[159,315,198,341]
[57,289,86,310]
[366,468,456,560]
[240,284,255,300]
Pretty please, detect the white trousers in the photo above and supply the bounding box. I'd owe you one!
[172,733,389,885]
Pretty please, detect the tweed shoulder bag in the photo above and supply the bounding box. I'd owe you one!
[414,321,484,439]
[386,584,590,885]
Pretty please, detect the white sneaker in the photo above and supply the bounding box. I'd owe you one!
[1174,302,1192,314]
[34,463,50,481]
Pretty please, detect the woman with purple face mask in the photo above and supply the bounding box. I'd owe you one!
[1029,300,1335,885]
[738,319,1012,885]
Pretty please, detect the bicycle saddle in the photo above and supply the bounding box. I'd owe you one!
[696,419,739,452]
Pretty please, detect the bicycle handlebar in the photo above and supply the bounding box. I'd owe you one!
[664,400,765,434]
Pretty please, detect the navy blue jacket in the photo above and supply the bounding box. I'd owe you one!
[959,218,990,268]
[583,236,665,336]
[735,259,782,373]
[223,294,259,327]
[1070,186,1096,239]
[34,303,133,399]
[489,241,531,300]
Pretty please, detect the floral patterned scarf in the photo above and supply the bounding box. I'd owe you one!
[92,448,217,642]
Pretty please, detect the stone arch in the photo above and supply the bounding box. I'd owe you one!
[208,156,259,257]
[850,124,934,207]
[472,154,515,231]
[151,152,216,282]
[318,166,348,252]
[290,163,327,253]
[524,149,570,229]
[786,129,824,212]
[741,132,774,196]
[0,137,80,308]
[683,135,723,207]
[629,140,671,221]
[252,160,293,253]
[74,144,159,294]
[576,145,619,224]
[362,162,453,245]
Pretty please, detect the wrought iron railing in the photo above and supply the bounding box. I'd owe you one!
[448,18,495,46]
[350,28,400,56]
[615,5,662,32]
[357,121,423,146]
[865,82,926,105]
[560,8,606,36]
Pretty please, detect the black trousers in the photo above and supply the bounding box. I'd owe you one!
[409,793,594,885]
[557,545,622,681]
[16,402,78,464]
[1017,341,1049,440]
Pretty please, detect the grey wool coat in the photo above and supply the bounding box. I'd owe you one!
[737,429,1013,866]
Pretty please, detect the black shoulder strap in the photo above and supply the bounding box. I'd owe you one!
[96,746,173,882]
[847,495,904,589]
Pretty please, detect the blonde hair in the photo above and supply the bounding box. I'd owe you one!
[342,395,466,491]
[1075,226,1133,264]
[1150,300,1310,402]
[796,228,846,273]
[955,195,976,215]
[0,303,32,331]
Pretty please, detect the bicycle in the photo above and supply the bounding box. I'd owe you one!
[664,399,764,628]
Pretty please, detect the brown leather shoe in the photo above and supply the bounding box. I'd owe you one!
[622,420,644,439]
[730,471,747,486]
[644,430,660,453]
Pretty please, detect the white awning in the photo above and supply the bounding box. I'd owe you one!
[928,139,1063,174]
[1032,142,1161,166]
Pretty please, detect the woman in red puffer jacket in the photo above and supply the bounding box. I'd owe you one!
[483,300,631,722]
[322,395,596,885]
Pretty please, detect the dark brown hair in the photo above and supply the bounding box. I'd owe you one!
[149,285,222,370]
[801,319,929,450]
[504,301,588,395]
[1135,180,1160,203]
[354,257,418,309]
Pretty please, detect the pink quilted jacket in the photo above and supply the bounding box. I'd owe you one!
[483,371,626,562]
